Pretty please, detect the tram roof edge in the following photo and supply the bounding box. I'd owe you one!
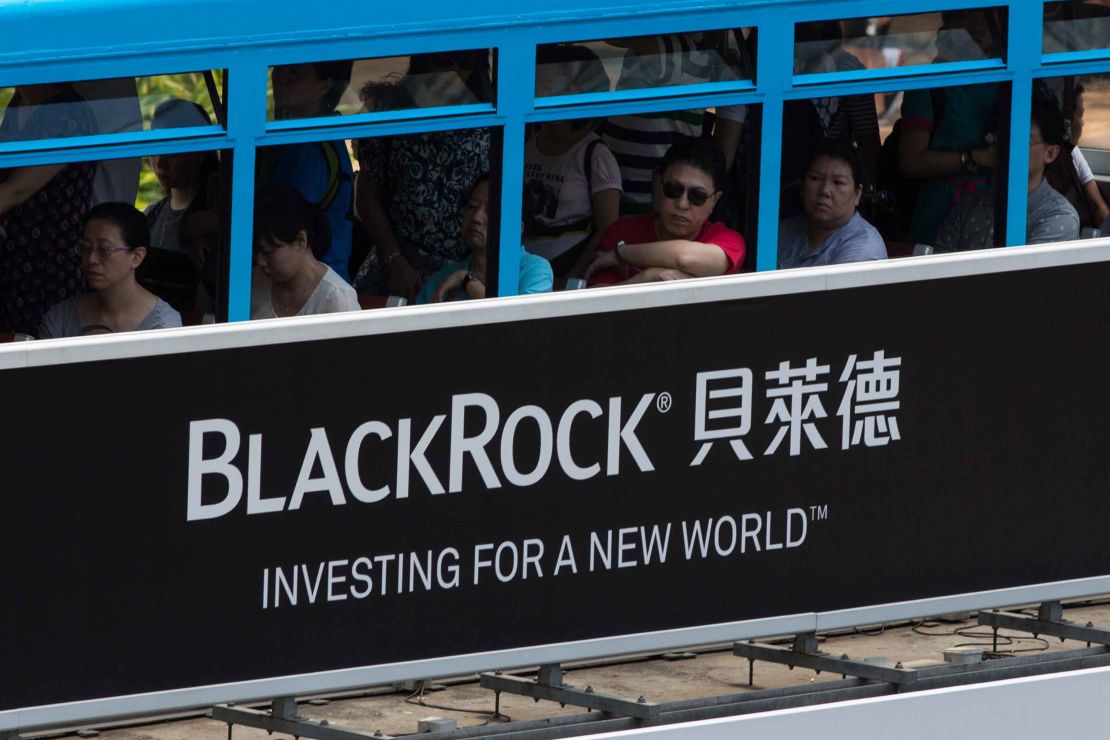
[0,0,809,67]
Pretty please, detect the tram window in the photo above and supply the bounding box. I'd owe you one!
[267,50,493,122]
[0,72,225,148]
[348,125,495,305]
[0,143,230,340]
[547,106,753,288]
[1044,1,1110,54]
[779,80,1008,266]
[535,30,753,99]
[1032,75,1110,237]
[794,10,1005,80]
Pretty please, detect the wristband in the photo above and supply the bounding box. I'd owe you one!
[614,240,628,264]
[961,150,978,174]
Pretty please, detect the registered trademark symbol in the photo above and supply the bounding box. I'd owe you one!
[656,392,673,413]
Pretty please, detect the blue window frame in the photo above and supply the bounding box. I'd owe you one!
[0,0,1107,323]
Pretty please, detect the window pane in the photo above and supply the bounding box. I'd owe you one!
[1033,75,1110,237]
[0,144,230,338]
[0,72,225,146]
[778,81,1006,266]
[795,10,1004,78]
[535,31,753,99]
[267,50,493,122]
[1044,1,1110,54]
[527,105,754,287]
[348,126,495,305]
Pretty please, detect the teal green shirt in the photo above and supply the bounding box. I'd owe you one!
[416,249,553,304]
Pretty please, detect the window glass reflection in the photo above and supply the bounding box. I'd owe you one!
[536,31,752,98]
[1043,1,1110,54]
[795,10,1004,79]
[267,51,493,122]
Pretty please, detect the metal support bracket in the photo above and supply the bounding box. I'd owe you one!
[979,601,1110,649]
[734,632,918,686]
[211,697,395,740]
[480,664,660,721]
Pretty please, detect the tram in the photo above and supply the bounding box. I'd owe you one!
[3,0,1110,734]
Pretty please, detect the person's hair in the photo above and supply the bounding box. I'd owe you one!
[311,60,354,112]
[150,98,220,210]
[1031,96,1066,147]
[85,202,150,250]
[151,98,211,129]
[807,138,864,189]
[254,185,331,259]
[359,76,404,112]
[463,171,492,225]
[657,138,728,193]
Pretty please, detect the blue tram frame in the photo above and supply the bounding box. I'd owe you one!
[0,0,1105,318]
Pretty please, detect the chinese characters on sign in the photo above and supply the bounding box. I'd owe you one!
[692,351,902,465]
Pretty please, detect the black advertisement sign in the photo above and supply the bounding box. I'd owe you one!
[4,261,1110,713]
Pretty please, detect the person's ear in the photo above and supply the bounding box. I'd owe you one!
[130,246,147,269]
[295,229,310,249]
[709,190,723,210]
[1044,143,1061,165]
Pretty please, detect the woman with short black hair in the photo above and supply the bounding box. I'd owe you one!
[251,185,359,319]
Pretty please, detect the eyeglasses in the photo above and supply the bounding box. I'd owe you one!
[80,244,132,260]
[661,180,714,207]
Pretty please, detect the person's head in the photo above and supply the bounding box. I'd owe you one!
[253,185,331,283]
[940,10,996,56]
[81,202,150,291]
[149,99,219,197]
[271,60,352,117]
[654,139,726,240]
[801,139,864,230]
[1030,96,1066,185]
[1072,83,1087,144]
[461,174,491,254]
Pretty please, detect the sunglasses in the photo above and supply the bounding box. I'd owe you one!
[661,180,714,207]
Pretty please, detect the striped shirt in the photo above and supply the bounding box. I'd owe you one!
[602,33,744,214]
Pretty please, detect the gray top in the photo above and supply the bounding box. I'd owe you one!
[777,212,888,269]
[935,178,1081,252]
[38,295,182,339]
[145,197,187,253]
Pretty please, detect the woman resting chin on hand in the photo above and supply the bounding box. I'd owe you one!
[417,174,553,304]
[584,138,746,287]
[38,203,181,339]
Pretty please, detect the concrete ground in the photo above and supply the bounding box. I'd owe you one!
[27,598,1110,740]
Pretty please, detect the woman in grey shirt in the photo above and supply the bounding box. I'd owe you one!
[39,203,182,338]
[778,140,887,269]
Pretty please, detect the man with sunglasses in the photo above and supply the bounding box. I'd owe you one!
[584,139,745,286]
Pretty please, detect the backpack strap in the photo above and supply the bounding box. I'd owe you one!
[316,140,352,214]
[582,137,602,199]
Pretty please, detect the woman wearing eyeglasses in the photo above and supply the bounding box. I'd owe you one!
[38,203,182,338]
[584,139,745,286]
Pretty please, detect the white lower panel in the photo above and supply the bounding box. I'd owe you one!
[584,665,1110,739]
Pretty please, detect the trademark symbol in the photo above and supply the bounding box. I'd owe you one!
[656,392,673,413]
